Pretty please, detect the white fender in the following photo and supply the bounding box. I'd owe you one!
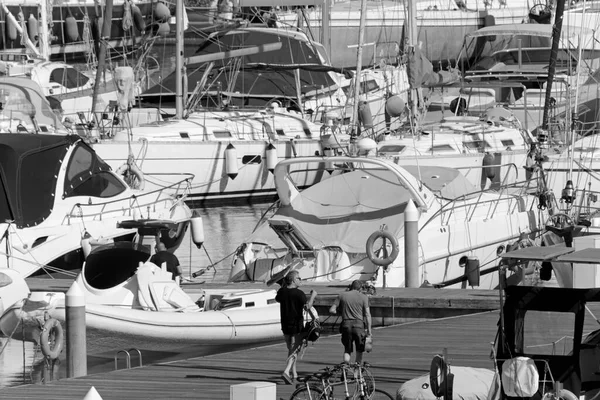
[191,211,204,249]
[225,143,238,179]
[266,143,277,173]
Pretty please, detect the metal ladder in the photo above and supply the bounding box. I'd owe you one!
[114,348,143,370]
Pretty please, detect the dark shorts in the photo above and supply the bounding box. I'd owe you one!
[282,321,304,335]
[340,320,366,354]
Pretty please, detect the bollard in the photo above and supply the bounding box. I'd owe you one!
[404,199,420,288]
[66,281,87,378]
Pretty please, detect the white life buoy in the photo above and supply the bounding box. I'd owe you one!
[366,230,399,266]
[225,143,238,179]
[40,318,64,360]
[266,143,277,173]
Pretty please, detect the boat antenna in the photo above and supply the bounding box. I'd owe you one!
[540,0,566,136]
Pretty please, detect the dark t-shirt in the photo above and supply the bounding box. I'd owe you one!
[335,290,369,321]
[275,286,307,335]
[149,251,180,280]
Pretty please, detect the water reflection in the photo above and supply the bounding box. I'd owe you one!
[0,204,277,388]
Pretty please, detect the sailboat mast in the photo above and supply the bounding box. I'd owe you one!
[406,0,419,132]
[91,0,114,118]
[541,0,566,131]
[350,0,368,135]
[175,0,184,118]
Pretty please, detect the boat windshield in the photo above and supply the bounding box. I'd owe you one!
[0,80,64,131]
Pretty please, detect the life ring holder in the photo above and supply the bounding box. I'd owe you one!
[430,354,451,397]
[40,318,64,360]
[366,230,399,266]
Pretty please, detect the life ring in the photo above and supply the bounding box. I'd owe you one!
[40,318,64,360]
[366,230,399,266]
[429,354,450,397]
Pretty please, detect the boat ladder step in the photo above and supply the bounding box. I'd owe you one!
[114,348,143,370]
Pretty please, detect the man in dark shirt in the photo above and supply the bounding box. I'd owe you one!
[275,270,316,384]
[149,242,182,283]
[330,280,372,364]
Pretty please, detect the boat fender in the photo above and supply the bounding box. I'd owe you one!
[156,22,170,37]
[366,230,399,266]
[482,153,496,180]
[225,143,238,180]
[7,15,18,41]
[266,143,277,173]
[465,256,480,287]
[40,318,64,360]
[65,12,79,42]
[191,211,204,249]
[153,2,171,23]
[358,101,373,129]
[28,14,39,40]
[385,95,405,118]
[429,354,451,397]
[132,4,146,33]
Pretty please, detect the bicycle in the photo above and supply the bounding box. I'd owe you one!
[289,362,394,400]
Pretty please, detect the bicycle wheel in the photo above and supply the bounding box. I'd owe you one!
[290,385,324,400]
[366,388,394,400]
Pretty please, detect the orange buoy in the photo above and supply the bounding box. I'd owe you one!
[65,11,79,42]
[153,2,171,23]
[132,4,146,33]
[155,22,170,37]
[6,14,18,41]
[27,14,38,40]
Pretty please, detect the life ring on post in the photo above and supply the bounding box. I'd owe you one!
[40,318,64,360]
[366,230,399,266]
[430,354,451,397]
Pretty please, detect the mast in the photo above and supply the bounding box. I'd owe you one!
[175,0,184,118]
[91,0,114,119]
[406,0,420,133]
[541,0,566,131]
[350,0,367,136]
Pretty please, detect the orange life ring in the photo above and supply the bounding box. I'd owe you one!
[429,354,451,397]
[366,230,399,266]
[40,318,64,360]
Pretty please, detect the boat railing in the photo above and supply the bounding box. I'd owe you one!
[63,175,193,225]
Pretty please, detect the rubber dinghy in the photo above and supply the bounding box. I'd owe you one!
[0,243,282,344]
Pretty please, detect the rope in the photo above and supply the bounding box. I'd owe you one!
[122,0,133,32]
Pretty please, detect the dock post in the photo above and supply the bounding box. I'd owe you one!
[66,281,87,378]
[404,199,420,288]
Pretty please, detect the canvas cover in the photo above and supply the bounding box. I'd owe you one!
[0,134,113,228]
[501,357,539,397]
[142,28,338,101]
[397,366,495,400]
[269,166,477,253]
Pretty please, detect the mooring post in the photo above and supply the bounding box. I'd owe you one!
[404,199,420,288]
[66,281,87,378]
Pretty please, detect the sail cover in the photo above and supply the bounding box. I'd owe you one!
[142,28,337,100]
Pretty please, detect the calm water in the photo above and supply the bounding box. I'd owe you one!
[0,204,275,388]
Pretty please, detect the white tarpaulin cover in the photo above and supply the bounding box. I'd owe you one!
[396,366,495,400]
[501,357,539,397]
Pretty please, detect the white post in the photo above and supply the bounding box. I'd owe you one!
[404,199,419,287]
[66,281,87,377]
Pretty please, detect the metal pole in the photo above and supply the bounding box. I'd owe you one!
[350,0,368,134]
[91,0,113,119]
[66,281,87,378]
[175,0,184,118]
[404,199,420,287]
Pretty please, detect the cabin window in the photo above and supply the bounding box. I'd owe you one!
[64,146,127,198]
[378,145,406,154]
[362,80,379,93]
[574,147,599,153]
[429,144,456,153]
[68,172,127,198]
[213,130,232,139]
[463,140,491,150]
[276,129,285,136]
[303,128,312,137]
[242,155,262,165]
[522,310,574,356]
[49,67,90,89]
[501,139,515,147]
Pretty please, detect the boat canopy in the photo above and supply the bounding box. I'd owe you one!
[270,166,476,253]
[142,28,337,101]
[0,134,123,228]
[0,77,64,129]
[467,23,593,40]
[83,242,150,290]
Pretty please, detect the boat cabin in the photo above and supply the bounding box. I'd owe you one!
[496,286,600,397]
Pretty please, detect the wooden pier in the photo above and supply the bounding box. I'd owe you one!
[0,280,506,399]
